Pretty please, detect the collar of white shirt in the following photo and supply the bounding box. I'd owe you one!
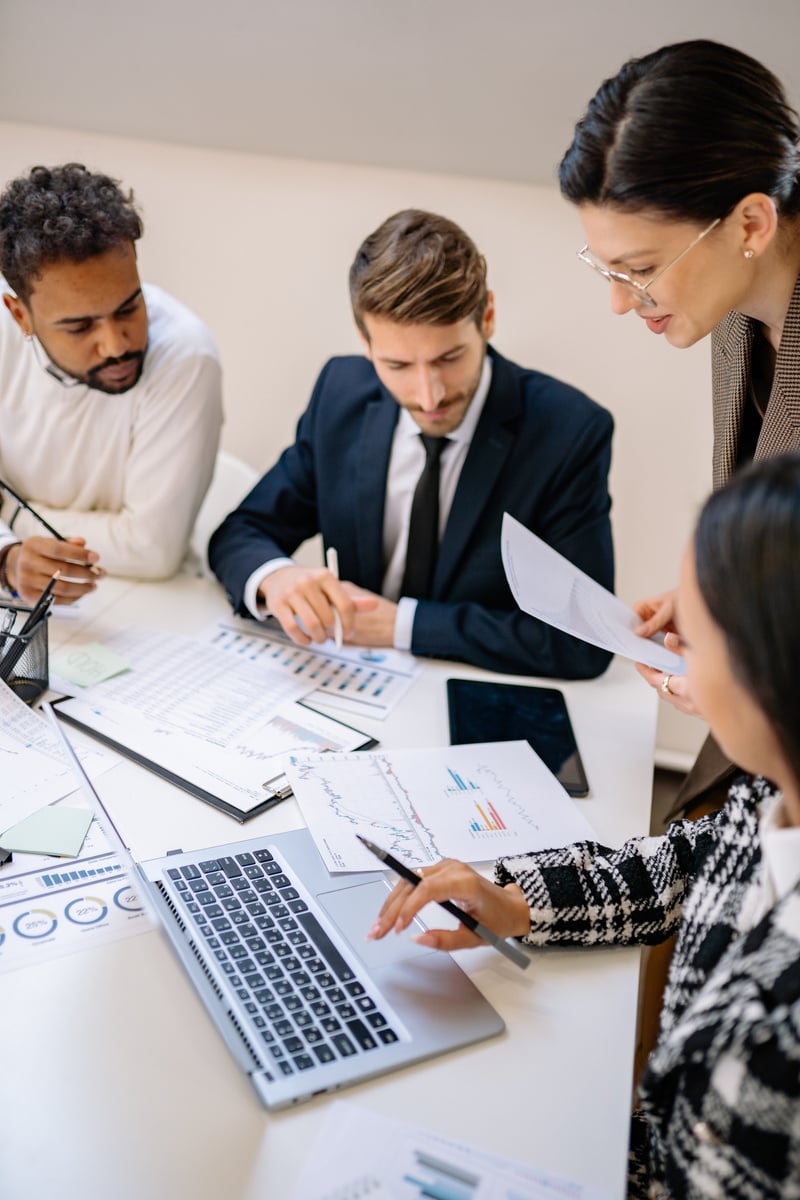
[760,794,800,905]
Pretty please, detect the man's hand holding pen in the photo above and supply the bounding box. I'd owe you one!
[0,479,105,605]
[259,563,378,647]
[3,536,105,605]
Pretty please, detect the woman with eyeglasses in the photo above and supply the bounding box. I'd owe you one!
[557,39,800,824]
[370,450,800,1199]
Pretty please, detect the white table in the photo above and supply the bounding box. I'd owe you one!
[0,575,657,1200]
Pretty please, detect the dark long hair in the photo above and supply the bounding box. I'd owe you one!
[695,452,800,787]
[559,40,800,223]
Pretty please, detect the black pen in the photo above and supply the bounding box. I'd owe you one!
[0,476,65,541]
[18,570,60,636]
[0,571,60,683]
[0,477,101,576]
[357,834,530,970]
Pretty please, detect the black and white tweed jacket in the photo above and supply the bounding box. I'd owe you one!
[496,774,800,1199]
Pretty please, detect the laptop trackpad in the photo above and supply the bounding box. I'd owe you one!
[317,879,434,970]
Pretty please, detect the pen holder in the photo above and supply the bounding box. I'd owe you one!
[0,601,49,704]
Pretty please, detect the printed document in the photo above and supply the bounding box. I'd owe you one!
[501,513,686,674]
[288,1100,613,1200]
[0,814,151,974]
[285,740,595,873]
[206,618,422,719]
[55,627,371,817]
[0,684,110,834]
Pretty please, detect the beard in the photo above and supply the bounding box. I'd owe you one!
[84,350,146,394]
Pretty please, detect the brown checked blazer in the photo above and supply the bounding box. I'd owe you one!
[673,272,800,815]
[711,271,800,488]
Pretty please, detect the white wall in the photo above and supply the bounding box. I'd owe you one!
[0,121,710,762]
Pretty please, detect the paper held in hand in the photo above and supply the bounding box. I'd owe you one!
[501,512,686,674]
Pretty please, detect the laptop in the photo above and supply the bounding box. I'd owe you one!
[44,705,505,1109]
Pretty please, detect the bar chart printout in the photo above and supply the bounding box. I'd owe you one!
[205,619,422,719]
[288,1100,614,1199]
[286,741,596,873]
[445,768,507,833]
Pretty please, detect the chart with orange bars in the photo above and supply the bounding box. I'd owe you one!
[286,741,596,873]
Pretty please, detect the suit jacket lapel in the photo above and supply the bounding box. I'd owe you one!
[433,351,520,597]
[712,308,753,489]
[712,272,800,488]
[759,273,800,460]
[354,393,398,593]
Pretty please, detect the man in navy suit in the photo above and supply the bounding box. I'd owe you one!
[209,210,614,677]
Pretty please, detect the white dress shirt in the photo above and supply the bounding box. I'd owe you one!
[244,355,493,650]
[739,791,800,930]
[759,797,800,906]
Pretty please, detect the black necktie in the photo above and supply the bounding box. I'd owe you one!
[400,434,448,600]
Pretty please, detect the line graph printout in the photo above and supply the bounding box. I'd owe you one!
[205,619,422,719]
[501,513,686,675]
[285,740,596,873]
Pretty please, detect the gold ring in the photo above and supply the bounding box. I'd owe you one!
[661,674,673,696]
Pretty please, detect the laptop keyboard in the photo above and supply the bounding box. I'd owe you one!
[166,848,399,1078]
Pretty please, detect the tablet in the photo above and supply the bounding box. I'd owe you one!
[446,678,589,797]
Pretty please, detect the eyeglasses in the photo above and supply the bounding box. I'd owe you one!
[27,332,82,388]
[576,217,721,308]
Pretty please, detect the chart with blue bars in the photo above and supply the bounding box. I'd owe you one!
[38,859,124,890]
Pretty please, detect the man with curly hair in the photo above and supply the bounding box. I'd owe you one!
[0,163,223,604]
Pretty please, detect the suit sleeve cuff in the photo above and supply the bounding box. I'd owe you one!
[393,597,418,651]
[243,557,295,619]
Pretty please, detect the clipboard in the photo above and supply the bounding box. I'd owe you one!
[261,700,378,801]
[51,695,377,823]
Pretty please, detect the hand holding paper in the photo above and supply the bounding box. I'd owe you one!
[501,513,686,674]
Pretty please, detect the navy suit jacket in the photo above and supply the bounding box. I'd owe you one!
[209,347,614,677]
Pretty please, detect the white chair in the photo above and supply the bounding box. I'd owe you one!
[188,450,259,579]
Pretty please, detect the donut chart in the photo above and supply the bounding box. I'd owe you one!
[13,909,58,939]
[65,896,109,925]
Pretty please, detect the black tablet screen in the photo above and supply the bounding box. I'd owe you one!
[447,679,589,797]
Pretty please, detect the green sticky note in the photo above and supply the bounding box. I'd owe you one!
[0,805,93,857]
[51,641,130,688]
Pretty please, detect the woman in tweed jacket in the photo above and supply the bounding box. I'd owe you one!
[370,452,800,1198]
[558,40,800,820]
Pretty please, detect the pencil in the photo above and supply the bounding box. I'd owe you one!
[357,834,530,970]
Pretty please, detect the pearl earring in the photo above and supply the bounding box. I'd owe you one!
[744,249,755,259]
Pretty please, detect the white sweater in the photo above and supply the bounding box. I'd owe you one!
[0,282,223,579]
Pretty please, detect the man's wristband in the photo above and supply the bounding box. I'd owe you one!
[0,542,20,596]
